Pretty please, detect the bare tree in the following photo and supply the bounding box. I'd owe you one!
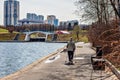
[109,0,120,19]
[75,0,114,24]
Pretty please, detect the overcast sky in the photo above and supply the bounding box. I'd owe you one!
[0,0,80,25]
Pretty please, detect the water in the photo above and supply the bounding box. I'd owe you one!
[0,42,66,78]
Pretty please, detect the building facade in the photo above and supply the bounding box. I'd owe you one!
[60,20,79,29]
[18,19,44,26]
[4,0,19,26]
[47,15,59,27]
[60,20,79,26]
[27,13,44,22]
[54,19,59,27]
[18,13,44,26]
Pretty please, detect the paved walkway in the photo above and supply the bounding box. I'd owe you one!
[1,42,118,80]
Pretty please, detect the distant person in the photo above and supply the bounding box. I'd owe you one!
[52,34,58,41]
[66,37,76,65]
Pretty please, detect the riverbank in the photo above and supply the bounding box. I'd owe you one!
[0,42,66,78]
[0,42,118,80]
[0,41,68,43]
[0,45,65,80]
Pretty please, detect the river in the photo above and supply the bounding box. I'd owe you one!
[0,42,66,78]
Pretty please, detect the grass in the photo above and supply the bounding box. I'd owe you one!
[0,28,12,40]
[79,35,88,43]
[0,28,19,34]
[0,28,21,41]
[0,28,8,34]
[118,67,120,71]
[56,30,89,43]
[0,33,26,41]
[30,33,46,38]
[71,30,88,42]
[0,33,16,40]
[18,34,26,41]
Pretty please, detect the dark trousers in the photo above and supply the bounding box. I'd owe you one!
[68,51,74,62]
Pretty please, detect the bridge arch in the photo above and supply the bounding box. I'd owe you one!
[23,31,54,41]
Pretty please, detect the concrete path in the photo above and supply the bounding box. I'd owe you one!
[1,42,118,80]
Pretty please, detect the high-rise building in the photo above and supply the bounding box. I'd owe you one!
[27,13,36,21]
[59,20,79,29]
[4,0,19,26]
[27,13,44,22]
[38,15,44,22]
[54,19,59,27]
[18,13,44,26]
[47,15,56,21]
[47,15,59,27]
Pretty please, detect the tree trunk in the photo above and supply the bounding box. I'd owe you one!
[109,0,120,19]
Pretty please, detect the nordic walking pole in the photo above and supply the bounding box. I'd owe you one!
[73,43,77,63]
[65,52,68,64]
[73,49,76,63]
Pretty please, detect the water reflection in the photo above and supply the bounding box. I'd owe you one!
[0,42,66,78]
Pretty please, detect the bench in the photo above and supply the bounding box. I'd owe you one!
[91,46,105,70]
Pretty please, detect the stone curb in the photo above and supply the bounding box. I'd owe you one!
[105,59,120,80]
[0,47,65,80]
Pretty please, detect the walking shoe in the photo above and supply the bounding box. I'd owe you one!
[65,61,74,65]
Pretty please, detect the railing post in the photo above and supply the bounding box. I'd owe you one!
[24,33,30,41]
[45,34,48,41]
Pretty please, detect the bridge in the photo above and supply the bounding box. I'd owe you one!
[23,31,54,41]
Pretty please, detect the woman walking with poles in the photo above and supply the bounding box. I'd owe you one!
[66,37,76,65]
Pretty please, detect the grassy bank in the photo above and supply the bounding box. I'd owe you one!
[0,33,16,41]
[0,28,25,41]
[0,28,8,34]
[0,28,14,40]
[57,30,88,43]
[0,33,26,41]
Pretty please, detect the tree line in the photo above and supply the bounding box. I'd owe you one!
[0,22,80,33]
[76,0,120,67]
[0,24,55,33]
